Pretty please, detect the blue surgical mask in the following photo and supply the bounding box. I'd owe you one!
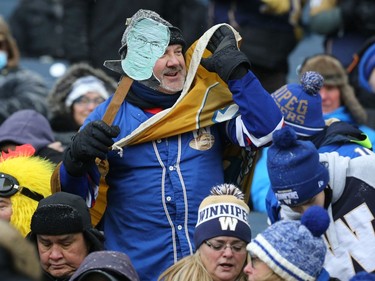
[0,51,7,69]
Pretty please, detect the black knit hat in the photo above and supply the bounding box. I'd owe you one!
[31,192,91,235]
[28,192,104,253]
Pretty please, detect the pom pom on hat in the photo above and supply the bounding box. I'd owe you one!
[194,183,251,248]
[301,205,330,237]
[271,71,325,137]
[267,127,329,206]
[272,125,298,149]
[247,206,330,281]
[301,71,324,95]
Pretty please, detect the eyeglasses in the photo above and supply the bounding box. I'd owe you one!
[204,240,246,253]
[0,173,44,202]
[74,96,105,107]
[248,253,262,268]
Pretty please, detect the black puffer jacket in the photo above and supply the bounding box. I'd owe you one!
[0,16,49,124]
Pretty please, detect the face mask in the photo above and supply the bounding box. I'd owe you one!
[0,51,8,69]
[122,18,169,80]
[0,51,7,69]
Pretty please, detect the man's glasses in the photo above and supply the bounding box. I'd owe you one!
[0,173,44,202]
[204,240,246,253]
[74,96,105,107]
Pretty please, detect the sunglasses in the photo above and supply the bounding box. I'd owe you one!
[0,173,44,202]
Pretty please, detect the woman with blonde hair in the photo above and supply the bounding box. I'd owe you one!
[159,183,250,281]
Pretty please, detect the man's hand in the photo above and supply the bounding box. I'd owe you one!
[64,120,120,176]
[201,25,250,83]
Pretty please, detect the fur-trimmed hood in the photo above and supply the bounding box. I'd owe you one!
[48,63,117,118]
[300,54,367,124]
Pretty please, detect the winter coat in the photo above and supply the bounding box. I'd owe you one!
[0,16,49,124]
[279,152,375,280]
[48,63,117,148]
[58,70,283,281]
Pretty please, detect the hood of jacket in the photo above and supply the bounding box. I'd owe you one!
[0,109,55,151]
[48,63,117,118]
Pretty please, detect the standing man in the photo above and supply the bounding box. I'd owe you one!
[54,9,283,280]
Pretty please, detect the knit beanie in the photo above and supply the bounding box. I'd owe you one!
[272,71,325,137]
[247,206,330,281]
[267,127,329,206]
[48,63,117,122]
[28,192,104,252]
[31,192,92,235]
[194,183,251,248]
[104,9,186,75]
[299,54,367,124]
[65,75,110,107]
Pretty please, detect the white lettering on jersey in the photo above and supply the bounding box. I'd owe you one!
[324,203,375,279]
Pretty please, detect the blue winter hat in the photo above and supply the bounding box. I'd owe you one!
[267,126,329,206]
[272,71,325,137]
[194,183,251,248]
[247,206,330,281]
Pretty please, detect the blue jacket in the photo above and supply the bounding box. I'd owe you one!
[59,71,283,281]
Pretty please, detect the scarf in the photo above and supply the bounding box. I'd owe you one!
[126,80,181,109]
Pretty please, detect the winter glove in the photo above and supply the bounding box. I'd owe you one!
[64,120,120,176]
[201,26,251,83]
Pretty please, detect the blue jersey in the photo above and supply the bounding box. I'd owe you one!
[59,71,283,281]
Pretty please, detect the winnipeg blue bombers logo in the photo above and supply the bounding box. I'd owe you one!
[219,217,238,231]
[196,203,248,228]
[272,86,308,126]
